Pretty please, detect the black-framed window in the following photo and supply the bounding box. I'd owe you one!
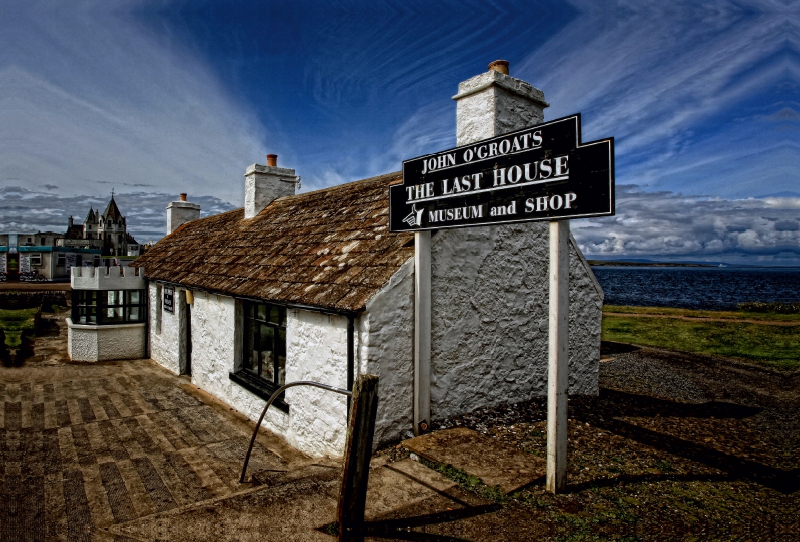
[72,289,146,325]
[242,302,287,387]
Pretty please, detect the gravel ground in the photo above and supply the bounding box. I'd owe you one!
[375,344,799,541]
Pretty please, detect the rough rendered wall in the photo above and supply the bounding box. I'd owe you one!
[362,259,415,447]
[429,222,602,420]
[149,283,182,374]
[153,290,351,458]
[67,320,146,361]
[284,310,349,458]
[189,293,237,400]
[68,321,96,361]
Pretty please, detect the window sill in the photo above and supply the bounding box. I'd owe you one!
[229,370,289,413]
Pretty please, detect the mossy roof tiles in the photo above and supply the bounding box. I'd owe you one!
[134,172,413,312]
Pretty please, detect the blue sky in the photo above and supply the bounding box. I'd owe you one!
[1,0,798,264]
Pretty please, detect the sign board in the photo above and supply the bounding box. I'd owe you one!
[164,286,174,314]
[65,253,78,272]
[389,114,614,232]
[20,254,30,274]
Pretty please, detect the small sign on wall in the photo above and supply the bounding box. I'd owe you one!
[164,286,174,314]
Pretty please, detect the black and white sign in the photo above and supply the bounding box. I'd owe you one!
[389,114,614,232]
[164,286,174,314]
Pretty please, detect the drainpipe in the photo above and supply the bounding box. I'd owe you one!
[347,314,355,416]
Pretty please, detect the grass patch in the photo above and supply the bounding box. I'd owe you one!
[0,308,39,349]
[603,304,800,322]
[602,306,800,370]
[416,456,508,503]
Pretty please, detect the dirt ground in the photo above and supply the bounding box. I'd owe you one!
[369,343,799,541]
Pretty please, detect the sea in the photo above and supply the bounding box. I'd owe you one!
[590,266,800,310]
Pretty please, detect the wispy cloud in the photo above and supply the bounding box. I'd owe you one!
[512,0,799,198]
[0,0,268,205]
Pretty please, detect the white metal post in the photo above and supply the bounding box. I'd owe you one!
[547,219,570,493]
[414,230,432,435]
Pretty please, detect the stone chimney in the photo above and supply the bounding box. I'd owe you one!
[166,193,201,235]
[68,216,73,229]
[453,60,549,146]
[244,154,298,219]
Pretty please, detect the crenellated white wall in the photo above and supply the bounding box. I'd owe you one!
[72,266,145,290]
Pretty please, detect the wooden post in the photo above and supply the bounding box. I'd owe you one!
[338,374,379,542]
[414,230,431,435]
[547,220,570,493]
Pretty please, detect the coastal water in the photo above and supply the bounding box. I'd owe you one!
[591,266,800,310]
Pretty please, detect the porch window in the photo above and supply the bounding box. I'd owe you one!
[242,302,287,387]
[72,289,146,325]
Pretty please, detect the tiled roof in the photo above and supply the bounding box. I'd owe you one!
[103,197,122,221]
[65,225,84,240]
[134,172,414,312]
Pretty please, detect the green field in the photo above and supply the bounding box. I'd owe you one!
[0,308,39,349]
[602,305,800,370]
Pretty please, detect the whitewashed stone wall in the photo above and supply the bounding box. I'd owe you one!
[144,226,600,455]
[360,227,602,446]
[360,259,415,447]
[428,222,603,420]
[148,283,183,375]
[284,310,349,457]
[67,320,146,361]
[148,288,353,458]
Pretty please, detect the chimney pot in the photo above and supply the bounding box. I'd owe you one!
[166,194,201,235]
[453,60,548,146]
[488,60,509,75]
[266,154,278,167]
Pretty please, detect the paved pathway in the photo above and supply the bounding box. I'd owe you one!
[0,356,314,541]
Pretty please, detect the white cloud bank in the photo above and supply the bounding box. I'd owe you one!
[573,186,800,265]
[0,186,235,245]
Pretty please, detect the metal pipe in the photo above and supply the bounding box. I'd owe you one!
[239,380,352,483]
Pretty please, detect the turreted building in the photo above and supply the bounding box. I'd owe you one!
[63,195,139,256]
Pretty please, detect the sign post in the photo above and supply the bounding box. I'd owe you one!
[547,219,570,492]
[390,113,614,493]
[414,230,431,435]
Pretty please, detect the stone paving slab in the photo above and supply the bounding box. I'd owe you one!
[0,357,308,541]
[403,427,546,493]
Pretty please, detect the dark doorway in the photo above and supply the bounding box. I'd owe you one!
[184,304,192,376]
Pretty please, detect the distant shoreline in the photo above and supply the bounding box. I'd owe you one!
[588,261,716,268]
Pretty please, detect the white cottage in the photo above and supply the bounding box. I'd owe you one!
[135,63,604,458]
